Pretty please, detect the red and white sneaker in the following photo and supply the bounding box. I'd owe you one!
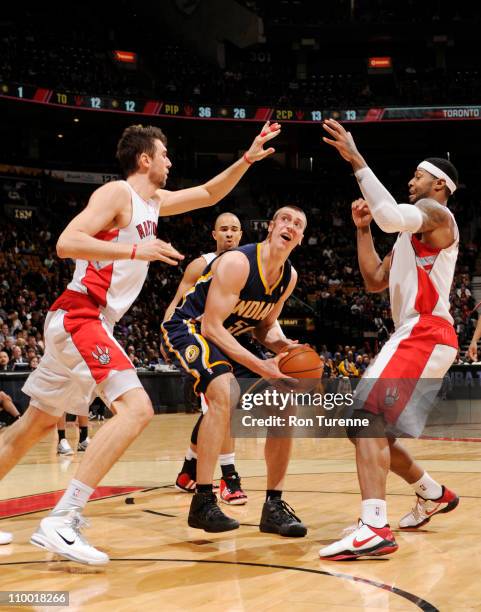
[219,473,248,506]
[399,486,459,529]
[175,473,220,493]
[319,520,398,561]
[175,472,196,493]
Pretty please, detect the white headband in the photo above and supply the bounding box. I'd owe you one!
[418,160,457,194]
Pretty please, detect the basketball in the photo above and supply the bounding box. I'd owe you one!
[278,345,324,378]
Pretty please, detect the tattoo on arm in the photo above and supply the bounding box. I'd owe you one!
[416,200,451,232]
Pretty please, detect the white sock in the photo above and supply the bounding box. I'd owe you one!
[361,499,387,528]
[219,452,235,466]
[412,472,442,500]
[53,479,94,513]
[186,447,197,461]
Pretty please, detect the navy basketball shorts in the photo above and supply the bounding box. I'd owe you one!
[161,318,260,394]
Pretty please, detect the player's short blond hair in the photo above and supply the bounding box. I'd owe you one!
[272,205,307,228]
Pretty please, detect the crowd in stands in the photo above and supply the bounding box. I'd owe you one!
[0,163,479,377]
[1,9,481,110]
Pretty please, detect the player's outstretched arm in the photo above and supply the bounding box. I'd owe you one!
[253,270,298,352]
[323,119,426,235]
[57,181,184,265]
[163,256,207,322]
[201,253,287,379]
[355,167,454,236]
[157,121,281,217]
[352,199,390,292]
[324,119,455,240]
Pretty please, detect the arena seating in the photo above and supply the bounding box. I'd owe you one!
[1,14,481,107]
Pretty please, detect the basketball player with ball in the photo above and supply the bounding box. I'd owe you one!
[162,205,322,535]
[319,118,460,560]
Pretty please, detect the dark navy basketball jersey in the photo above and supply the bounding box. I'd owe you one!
[171,242,292,338]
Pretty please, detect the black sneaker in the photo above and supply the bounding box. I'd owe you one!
[260,499,307,537]
[188,491,240,533]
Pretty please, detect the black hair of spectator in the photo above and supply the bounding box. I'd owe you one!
[116,125,168,177]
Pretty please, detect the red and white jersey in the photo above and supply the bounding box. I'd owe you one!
[389,210,458,328]
[68,181,159,323]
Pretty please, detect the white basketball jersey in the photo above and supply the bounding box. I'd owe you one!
[201,252,217,265]
[389,210,458,328]
[68,181,160,323]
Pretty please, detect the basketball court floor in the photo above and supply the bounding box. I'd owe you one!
[1,414,480,611]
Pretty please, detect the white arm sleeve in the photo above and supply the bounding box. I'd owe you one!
[355,167,423,233]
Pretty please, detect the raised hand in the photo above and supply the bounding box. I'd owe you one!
[135,239,184,265]
[244,121,281,163]
[322,118,364,166]
[352,198,373,228]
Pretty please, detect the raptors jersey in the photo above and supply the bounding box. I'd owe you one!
[68,181,159,323]
[389,210,458,328]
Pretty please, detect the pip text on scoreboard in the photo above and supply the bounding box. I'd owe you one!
[1,82,480,123]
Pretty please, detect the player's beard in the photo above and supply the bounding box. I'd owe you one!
[156,173,167,189]
[411,185,432,203]
[412,193,425,204]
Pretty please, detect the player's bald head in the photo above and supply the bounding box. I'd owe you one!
[212,212,243,252]
[214,212,241,230]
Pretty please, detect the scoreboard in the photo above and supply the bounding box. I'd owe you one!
[1,82,481,124]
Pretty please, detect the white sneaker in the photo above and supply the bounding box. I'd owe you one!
[399,486,459,529]
[77,437,90,452]
[30,510,109,566]
[57,439,74,456]
[0,531,13,545]
[319,520,398,561]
